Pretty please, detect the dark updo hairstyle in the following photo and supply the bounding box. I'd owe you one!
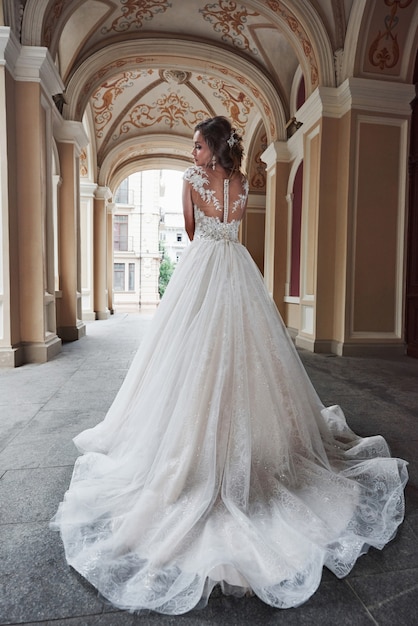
[194,116,244,174]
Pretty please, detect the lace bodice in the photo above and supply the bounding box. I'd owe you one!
[194,207,240,241]
[184,165,249,242]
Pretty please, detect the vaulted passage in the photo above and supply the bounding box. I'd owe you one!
[1,0,418,366]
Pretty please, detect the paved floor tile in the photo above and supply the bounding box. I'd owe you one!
[0,312,417,625]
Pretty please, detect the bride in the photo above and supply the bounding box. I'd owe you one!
[51,116,408,615]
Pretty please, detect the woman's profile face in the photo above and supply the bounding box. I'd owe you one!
[191,130,211,167]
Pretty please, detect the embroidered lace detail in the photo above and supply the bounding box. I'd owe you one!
[194,207,240,241]
[184,166,248,216]
[184,166,222,213]
[232,184,249,213]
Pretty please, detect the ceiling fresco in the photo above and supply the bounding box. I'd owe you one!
[2,0,417,190]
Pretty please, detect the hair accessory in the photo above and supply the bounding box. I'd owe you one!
[227,130,238,149]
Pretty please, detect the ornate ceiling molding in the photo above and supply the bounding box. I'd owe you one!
[100,134,193,189]
[64,39,285,141]
[21,0,51,45]
[250,0,334,89]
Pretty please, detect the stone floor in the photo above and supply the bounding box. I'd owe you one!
[0,311,417,626]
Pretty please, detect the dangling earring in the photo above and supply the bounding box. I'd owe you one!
[211,155,216,170]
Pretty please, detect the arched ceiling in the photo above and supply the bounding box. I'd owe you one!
[3,0,417,190]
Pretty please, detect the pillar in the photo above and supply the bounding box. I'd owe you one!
[293,78,414,355]
[261,141,291,317]
[94,187,111,320]
[8,42,63,364]
[55,120,88,340]
[80,181,97,321]
[0,28,21,366]
[107,202,115,314]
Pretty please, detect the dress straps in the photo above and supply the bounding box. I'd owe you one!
[223,179,229,223]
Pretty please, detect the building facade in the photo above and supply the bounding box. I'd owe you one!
[0,1,417,366]
[113,171,161,311]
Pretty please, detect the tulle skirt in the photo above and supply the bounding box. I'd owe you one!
[51,237,408,614]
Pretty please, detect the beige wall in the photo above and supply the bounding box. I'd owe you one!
[353,121,400,332]
[242,196,265,274]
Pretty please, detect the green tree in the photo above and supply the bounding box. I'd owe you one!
[158,242,175,298]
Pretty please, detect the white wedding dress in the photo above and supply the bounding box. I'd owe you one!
[51,166,408,614]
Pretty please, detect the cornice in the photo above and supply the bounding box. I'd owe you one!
[13,44,64,96]
[297,77,415,132]
[0,27,20,74]
[53,119,89,153]
[261,141,291,168]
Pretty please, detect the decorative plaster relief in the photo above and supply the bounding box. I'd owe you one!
[92,69,152,138]
[80,147,88,177]
[76,56,150,117]
[197,74,253,132]
[249,131,267,191]
[102,0,172,34]
[200,0,259,54]
[266,0,319,87]
[42,0,65,46]
[211,63,276,138]
[366,0,415,75]
[114,92,209,137]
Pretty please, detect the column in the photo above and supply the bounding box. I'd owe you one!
[80,181,97,321]
[107,202,115,314]
[340,79,413,355]
[13,43,63,363]
[94,186,111,320]
[261,141,291,316]
[0,28,21,366]
[292,78,414,355]
[55,120,88,340]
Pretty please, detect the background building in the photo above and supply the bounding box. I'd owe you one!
[112,169,187,310]
[113,170,161,310]
[159,170,188,265]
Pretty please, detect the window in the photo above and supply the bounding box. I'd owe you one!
[176,233,182,242]
[115,179,129,204]
[114,263,125,291]
[114,215,129,251]
[128,263,135,291]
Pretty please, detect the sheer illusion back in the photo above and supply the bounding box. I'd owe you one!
[184,165,248,242]
[50,162,407,615]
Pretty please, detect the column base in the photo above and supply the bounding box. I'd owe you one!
[57,321,86,342]
[295,334,407,357]
[23,334,62,364]
[95,309,110,320]
[295,335,333,353]
[332,340,406,357]
[0,346,25,368]
[82,310,96,321]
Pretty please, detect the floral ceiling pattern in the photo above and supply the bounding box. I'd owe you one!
[11,0,416,188]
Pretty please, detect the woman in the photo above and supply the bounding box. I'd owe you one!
[51,116,408,614]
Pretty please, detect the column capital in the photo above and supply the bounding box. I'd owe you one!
[95,186,112,201]
[80,181,98,197]
[261,141,290,170]
[14,44,64,95]
[54,119,89,154]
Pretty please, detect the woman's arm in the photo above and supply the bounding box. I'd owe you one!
[182,179,195,241]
